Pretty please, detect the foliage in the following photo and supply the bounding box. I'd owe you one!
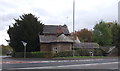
[31,52,54,58]
[12,51,54,58]
[55,51,73,57]
[111,23,120,56]
[77,28,92,42]
[55,48,105,57]
[75,49,89,56]
[92,21,114,46]
[93,48,106,56]
[0,45,13,55]
[112,23,120,47]
[7,13,44,52]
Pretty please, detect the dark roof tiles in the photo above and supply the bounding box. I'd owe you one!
[39,34,73,43]
[43,25,69,35]
[74,42,99,48]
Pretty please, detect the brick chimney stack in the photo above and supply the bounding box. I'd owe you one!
[57,25,62,34]
[74,31,77,40]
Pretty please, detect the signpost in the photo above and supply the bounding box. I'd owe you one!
[21,41,27,58]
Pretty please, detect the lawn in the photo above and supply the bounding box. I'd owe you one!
[55,56,118,59]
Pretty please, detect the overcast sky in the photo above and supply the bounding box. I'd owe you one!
[0,0,119,45]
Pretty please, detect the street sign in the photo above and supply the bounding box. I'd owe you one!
[21,41,27,46]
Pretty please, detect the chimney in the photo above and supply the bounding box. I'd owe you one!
[74,31,77,40]
[57,25,62,34]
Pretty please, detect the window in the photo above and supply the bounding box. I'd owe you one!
[56,51,58,53]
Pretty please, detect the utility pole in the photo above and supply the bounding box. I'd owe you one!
[73,0,75,57]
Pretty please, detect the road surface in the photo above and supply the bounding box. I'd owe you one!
[1,57,119,71]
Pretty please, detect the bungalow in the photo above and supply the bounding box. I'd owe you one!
[39,24,99,53]
[39,25,77,53]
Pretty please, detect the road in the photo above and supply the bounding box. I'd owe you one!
[1,57,119,71]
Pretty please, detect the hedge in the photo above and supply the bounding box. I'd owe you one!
[55,48,105,57]
[93,48,106,56]
[12,51,54,58]
[12,48,106,58]
[55,51,73,57]
[75,49,89,56]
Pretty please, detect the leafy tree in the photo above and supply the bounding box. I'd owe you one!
[77,28,92,42]
[0,45,13,55]
[112,23,120,50]
[7,13,44,52]
[92,21,113,46]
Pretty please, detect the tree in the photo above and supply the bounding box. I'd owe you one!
[77,28,92,42]
[112,23,120,48]
[0,45,13,55]
[7,13,44,52]
[92,21,113,46]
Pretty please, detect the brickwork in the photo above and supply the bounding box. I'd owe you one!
[40,43,51,51]
[40,43,72,53]
[51,43,72,53]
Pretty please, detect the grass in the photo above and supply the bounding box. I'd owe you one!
[55,56,118,59]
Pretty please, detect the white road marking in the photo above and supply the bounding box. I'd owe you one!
[10,62,119,70]
[2,59,105,64]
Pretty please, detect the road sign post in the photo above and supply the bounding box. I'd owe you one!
[21,41,27,58]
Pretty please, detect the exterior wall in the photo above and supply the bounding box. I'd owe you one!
[40,43,51,51]
[51,43,72,53]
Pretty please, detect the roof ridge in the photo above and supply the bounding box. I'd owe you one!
[45,25,66,27]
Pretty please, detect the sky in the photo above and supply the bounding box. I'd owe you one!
[0,0,119,45]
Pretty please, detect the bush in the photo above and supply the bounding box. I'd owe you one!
[31,52,54,58]
[1,45,13,55]
[75,49,89,56]
[12,51,54,58]
[55,51,73,57]
[93,48,106,56]
[12,52,24,58]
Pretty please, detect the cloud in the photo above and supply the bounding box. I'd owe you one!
[0,27,9,45]
[0,0,119,45]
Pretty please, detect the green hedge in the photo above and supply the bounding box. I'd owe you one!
[55,48,105,57]
[12,51,54,58]
[93,48,106,56]
[31,52,54,58]
[12,48,106,58]
[55,51,73,57]
[75,49,89,56]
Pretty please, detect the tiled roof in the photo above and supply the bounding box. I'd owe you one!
[39,34,73,43]
[39,35,56,43]
[74,42,99,48]
[43,25,70,35]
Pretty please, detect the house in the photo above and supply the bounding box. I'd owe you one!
[39,24,99,54]
[39,25,79,53]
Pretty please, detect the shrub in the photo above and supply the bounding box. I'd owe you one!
[12,51,54,58]
[75,49,89,56]
[31,52,54,58]
[93,48,106,56]
[55,51,73,57]
[12,52,24,58]
[1,45,13,55]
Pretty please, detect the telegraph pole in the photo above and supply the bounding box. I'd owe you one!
[73,0,75,57]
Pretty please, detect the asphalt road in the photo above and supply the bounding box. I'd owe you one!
[1,57,120,71]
